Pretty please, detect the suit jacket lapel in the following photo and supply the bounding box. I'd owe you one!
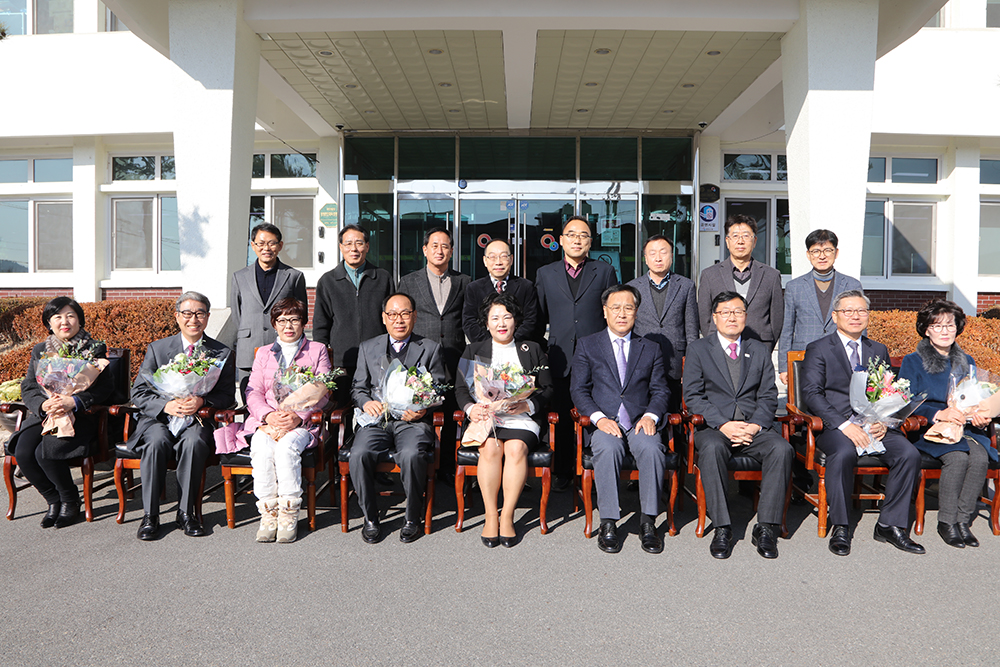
[264,263,292,310]
[575,261,597,303]
[597,333,622,386]
[744,260,764,304]
[659,277,682,324]
[241,267,266,310]
[824,273,847,325]
[708,338,735,391]
[441,270,462,313]
[829,334,853,376]
[721,258,737,292]
[736,343,753,393]
[623,336,642,388]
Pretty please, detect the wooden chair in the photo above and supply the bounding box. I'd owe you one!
[785,350,927,537]
[452,409,559,534]
[213,406,338,532]
[110,404,215,524]
[571,407,682,538]
[333,408,443,534]
[2,347,130,522]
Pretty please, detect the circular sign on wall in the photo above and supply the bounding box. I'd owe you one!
[477,234,492,248]
[540,234,559,251]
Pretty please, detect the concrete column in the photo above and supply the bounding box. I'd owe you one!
[74,0,99,33]
[168,0,260,308]
[72,137,106,303]
[782,0,879,279]
[945,138,981,312]
[697,134,723,279]
[315,135,342,271]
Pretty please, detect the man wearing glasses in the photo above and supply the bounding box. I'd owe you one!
[127,292,237,540]
[350,293,446,544]
[778,229,863,387]
[800,290,924,556]
[228,223,307,389]
[697,214,783,352]
[683,292,792,560]
[536,216,619,489]
[462,238,539,343]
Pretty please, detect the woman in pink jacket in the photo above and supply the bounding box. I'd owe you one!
[241,298,331,543]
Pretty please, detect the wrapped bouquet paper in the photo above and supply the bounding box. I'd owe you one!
[355,359,451,428]
[849,358,925,455]
[925,369,1000,444]
[457,358,545,447]
[143,343,228,437]
[36,341,109,438]
[260,364,344,440]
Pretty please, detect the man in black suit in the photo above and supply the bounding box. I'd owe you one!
[536,216,619,486]
[350,293,447,544]
[462,238,539,343]
[683,291,792,559]
[127,291,237,540]
[571,284,670,554]
[801,289,925,556]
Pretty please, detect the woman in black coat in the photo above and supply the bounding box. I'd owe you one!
[9,297,114,528]
[455,293,553,548]
[898,299,996,548]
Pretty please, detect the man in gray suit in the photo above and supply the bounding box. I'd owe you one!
[627,234,698,411]
[228,223,307,385]
[697,214,783,352]
[778,229,863,386]
[350,293,446,544]
[684,291,792,560]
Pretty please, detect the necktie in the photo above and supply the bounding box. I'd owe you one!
[615,338,631,430]
[186,344,194,356]
[728,342,738,360]
[393,340,405,354]
[848,340,860,370]
[496,280,505,294]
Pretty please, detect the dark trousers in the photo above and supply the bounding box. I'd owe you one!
[137,422,213,518]
[552,374,575,480]
[13,424,77,505]
[349,420,432,523]
[694,426,792,527]
[815,429,920,528]
[590,427,666,521]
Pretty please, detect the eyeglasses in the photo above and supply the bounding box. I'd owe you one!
[341,240,367,249]
[485,253,511,261]
[253,241,280,249]
[727,233,754,242]
[275,317,302,326]
[927,323,957,332]
[808,248,837,257]
[426,243,451,251]
[714,309,747,318]
[607,305,637,315]
[384,310,414,321]
[178,310,210,320]
[835,308,869,317]
[562,232,591,241]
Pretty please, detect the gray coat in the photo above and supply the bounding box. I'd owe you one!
[313,262,395,369]
[777,270,863,372]
[397,267,471,376]
[697,258,783,348]
[227,260,307,369]
[626,273,699,380]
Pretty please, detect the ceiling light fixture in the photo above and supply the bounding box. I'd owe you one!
[594,48,611,55]
[364,110,376,114]
[662,110,675,114]
[577,108,589,113]
[584,82,598,87]
[345,84,358,89]
[448,109,461,113]
[439,82,452,88]
[682,83,695,88]
[428,49,444,55]
[318,50,333,56]
[707,50,721,56]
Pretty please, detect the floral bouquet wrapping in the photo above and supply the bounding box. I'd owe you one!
[924,369,1000,444]
[36,341,109,438]
[457,358,545,447]
[355,359,451,428]
[261,364,344,440]
[143,343,228,437]
[849,358,925,455]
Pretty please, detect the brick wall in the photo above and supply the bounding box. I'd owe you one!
[0,288,72,299]
[865,290,946,311]
[978,293,1000,314]
[306,287,316,325]
[101,288,183,300]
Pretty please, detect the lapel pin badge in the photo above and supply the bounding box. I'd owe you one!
[520,343,529,352]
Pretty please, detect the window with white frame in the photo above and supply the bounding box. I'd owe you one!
[0,0,73,35]
[247,195,313,268]
[867,157,938,184]
[862,200,935,277]
[112,196,179,271]
[251,153,318,179]
[0,199,72,272]
[111,155,175,181]
[722,153,787,182]
[722,197,791,274]
[0,157,72,183]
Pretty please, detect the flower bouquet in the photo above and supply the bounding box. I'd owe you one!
[457,357,546,447]
[849,358,925,455]
[355,359,451,428]
[144,343,228,436]
[260,364,345,440]
[925,369,1000,444]
[36,341,109,438]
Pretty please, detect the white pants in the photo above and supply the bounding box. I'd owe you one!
[250,427,311,500]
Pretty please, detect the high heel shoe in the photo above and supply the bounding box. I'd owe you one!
[40,503,60,529]
[54,501,80,529]
[499,533,519,548]
[481,535,500,548]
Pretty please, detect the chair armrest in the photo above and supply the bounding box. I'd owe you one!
[214,407,248,425]
[548,412,559,425]
[901,415,927,434]
[1,402,27,418]
[452,409,465,424]
[684,413,702,474]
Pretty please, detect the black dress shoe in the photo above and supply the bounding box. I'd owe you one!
[40,503,60,529]
[828,524,852,556]
[937,521,965,548]
[597,522,621,553]
[873,524,925,554]
[375,472,395,487]
[54,501,80,529]
[361,519,381,543]
[709,525,734,559]
[957,522,980,548]
[399,520,421,543]
[499,533,520,548]
[176,510,205,537]
[639,522,663,554]
[553,476,575,493]
[751,523,779,559]
[137,514,160,541]
[481,534,500,548]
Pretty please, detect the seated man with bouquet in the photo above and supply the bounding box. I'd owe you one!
[127,291,237,540]
[800,290,924,556]
[350,293,448,543]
